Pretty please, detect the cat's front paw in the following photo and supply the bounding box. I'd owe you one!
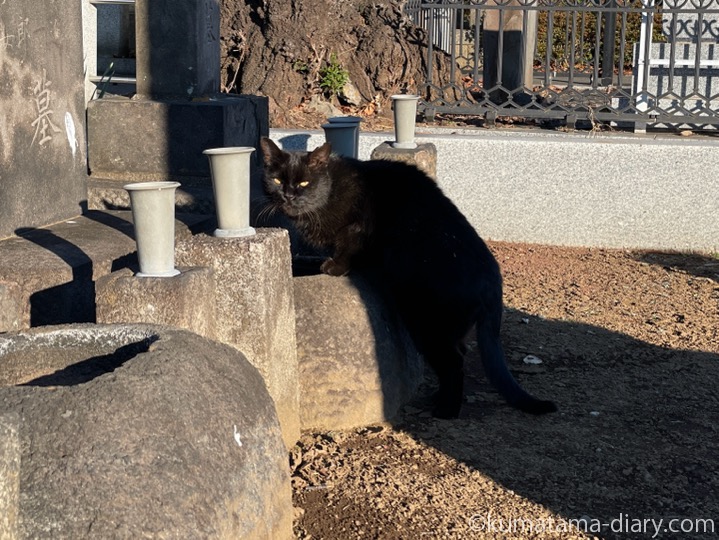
[320,258,350,276]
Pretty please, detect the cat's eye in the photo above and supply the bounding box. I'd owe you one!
[298,181,310,188]
[273,178,282,185]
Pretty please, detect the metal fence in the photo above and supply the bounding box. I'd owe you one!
[404,0,719,131]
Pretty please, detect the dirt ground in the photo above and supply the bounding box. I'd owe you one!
[290,241,719,539]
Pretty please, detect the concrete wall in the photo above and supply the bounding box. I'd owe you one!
[0,0,88,239]
[272,128,719,253]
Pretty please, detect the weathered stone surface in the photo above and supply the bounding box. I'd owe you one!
[176,229,300,447]
[96,267,217,339]
[0,413,20,540]
[0,210,211,329]
[0,0,88,238]
[0,281,23,333]
[87,94,269,184]
[293,274,423,431]
[88,178,216,214]
[0,324,292,539]
[370,142,438,179]
[134,0,220,99]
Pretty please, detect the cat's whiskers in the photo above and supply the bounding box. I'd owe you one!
[303,208,322,235]
[251,194,273,208]
[256,201,280,224]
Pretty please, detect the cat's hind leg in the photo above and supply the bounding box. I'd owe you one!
[423,342,465,419]
[402,309,466,418]
[390,286,471,418]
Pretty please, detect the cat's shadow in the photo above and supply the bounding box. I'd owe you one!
[287,246,717,535]
[353,286,719,536]
[255,139,717,532]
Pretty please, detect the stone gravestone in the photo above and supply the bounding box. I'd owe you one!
[661,0,719,43]
[483,1,537,105]
[0,1,88,239]
[634,0,719,125]
[86,0,268,193]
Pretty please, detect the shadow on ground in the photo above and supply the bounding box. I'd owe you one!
[637,251,719,283]
[415,309,716,534]
[293,247,719,539]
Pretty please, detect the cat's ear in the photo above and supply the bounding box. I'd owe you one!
[260,137,285,165]
[308,142,332,169]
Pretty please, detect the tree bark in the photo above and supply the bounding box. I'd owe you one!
[220,0,456,125]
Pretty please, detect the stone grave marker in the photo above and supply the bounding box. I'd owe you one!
[0,1,88,238]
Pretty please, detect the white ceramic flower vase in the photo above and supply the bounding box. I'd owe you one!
[124,181,181,277]
[391,94,420,149]
[327,116,362,158]
[203,147,256,238]
[321,123,357,158]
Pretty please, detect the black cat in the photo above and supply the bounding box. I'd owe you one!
[260,137,556,418]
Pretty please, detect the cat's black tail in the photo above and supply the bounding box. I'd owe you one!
[476,312,558,415]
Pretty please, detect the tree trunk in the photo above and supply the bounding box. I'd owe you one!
[220,0,456,125]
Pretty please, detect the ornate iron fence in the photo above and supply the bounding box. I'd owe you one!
[404,0,719,131]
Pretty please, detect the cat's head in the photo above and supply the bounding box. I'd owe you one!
[260,137,333,217]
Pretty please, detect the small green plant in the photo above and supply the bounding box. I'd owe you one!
[318,53,349,96]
